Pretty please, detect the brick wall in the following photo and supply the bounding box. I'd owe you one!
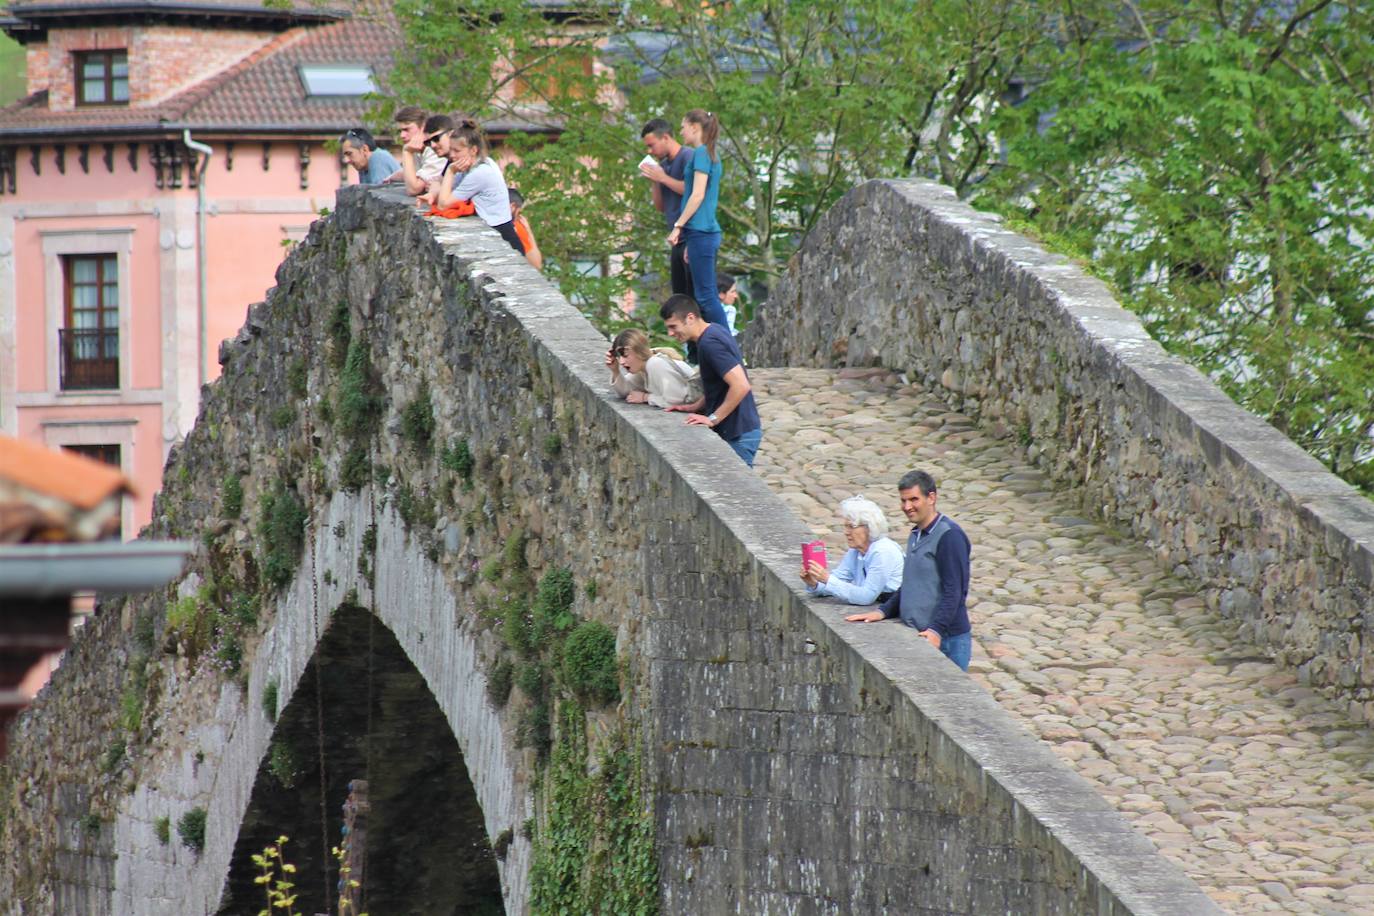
[36,25,276,112]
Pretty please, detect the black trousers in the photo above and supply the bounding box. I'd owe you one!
[670,241,690,295]
[492,220,525,256]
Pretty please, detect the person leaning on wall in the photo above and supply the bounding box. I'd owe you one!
[801,495,905,606]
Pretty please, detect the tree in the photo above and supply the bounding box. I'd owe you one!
[385,0,1372,492]
[981,1,1374,491]
[386,0,1045,322]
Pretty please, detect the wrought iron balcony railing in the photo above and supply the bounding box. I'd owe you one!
[59,327,119,390]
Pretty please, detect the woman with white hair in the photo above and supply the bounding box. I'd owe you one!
[801,495,905,606]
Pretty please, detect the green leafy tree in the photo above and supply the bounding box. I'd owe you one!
[386,0,1372,491]
[982,1,1374,491]
[386,0,1041,315]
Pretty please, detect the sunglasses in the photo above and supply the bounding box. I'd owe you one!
[613,347,628,358]
[425,130,450,146]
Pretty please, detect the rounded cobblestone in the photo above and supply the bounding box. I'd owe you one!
[752,367,1374,915]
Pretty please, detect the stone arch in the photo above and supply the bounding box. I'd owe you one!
[214,490,533,914]
[221,599,503,914]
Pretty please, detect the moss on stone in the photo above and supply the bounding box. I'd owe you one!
[441,439,474,481]
[561,621,619,707]
[178,807,207,853]
[221,474,244,520]
[340,445,371,492]
[335,339,382,441]
[257,480,307,591]
[401,380,436,456]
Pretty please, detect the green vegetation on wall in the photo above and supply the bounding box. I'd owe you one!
[529,704,657,914]
[258,480,307,590]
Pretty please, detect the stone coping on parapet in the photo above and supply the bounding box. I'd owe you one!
[881,179,1374,585]
[349,185,1224,914]
[745,177,1374,721]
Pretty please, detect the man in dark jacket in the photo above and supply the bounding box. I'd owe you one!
[847,470,973,670]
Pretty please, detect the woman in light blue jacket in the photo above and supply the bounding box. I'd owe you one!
[801,496,904,606]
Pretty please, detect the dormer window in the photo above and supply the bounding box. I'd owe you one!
[76,51,130,106]
[299,64,375,97]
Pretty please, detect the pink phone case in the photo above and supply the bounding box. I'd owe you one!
[802,540,827,569]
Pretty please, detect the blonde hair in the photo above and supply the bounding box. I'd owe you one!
[612,328,652,361]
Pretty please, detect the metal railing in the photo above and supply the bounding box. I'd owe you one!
[58,327,119,390]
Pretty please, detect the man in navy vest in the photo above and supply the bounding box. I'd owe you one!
[846,470,973,670]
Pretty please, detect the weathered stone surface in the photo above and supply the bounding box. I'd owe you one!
[745,178,1374,725]
[1,186,1217,915]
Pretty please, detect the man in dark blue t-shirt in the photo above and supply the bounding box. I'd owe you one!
[640,119,696,296]
[659,294,763,466]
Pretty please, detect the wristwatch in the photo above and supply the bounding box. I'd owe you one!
[708,413,718,425]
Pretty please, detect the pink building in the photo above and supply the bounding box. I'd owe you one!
[0,0,395,535]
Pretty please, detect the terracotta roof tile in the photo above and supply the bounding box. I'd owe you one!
[0,435,133,509]
[0,15,391,136]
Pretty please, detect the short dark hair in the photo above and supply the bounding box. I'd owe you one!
[341,127,375,151]
[508,187,524,208]
[640,118,672,139]
[394,105,427,126]
[659,294,700,322]
[423,114,454,135]
[898,470,937,496]
[716,272,736,295]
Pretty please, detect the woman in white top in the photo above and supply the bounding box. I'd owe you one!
[801,496,905,605]
[605,328,696,408]
[436,119,525,256]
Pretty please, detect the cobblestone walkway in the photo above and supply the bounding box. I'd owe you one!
[751,367,1374,915]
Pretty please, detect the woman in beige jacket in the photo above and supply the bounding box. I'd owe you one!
[605,328,698,409]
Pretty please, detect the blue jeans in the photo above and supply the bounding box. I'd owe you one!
[682,228,728,329]
[940,631,972,671]
[725,427,762,467]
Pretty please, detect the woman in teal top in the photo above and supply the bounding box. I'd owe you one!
[665,109,729,331]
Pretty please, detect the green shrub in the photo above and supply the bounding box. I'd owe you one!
[133,612,157,654]
[268,740,305,789]
[519,701,551,755]
[503,528,527,572]
[542,433,562,456]
[339,445,371,492]
[502,608,535,657]
[516,662,544,698]
[441,439,474,480]
[258,481,307,590]
[533,567,576,637]
[221,475,244,519]
[229,593,258,627]
[178,807,207,852]
[261,680,279,722]
[487,659,514,707]
[562,621,619,706]
[80,813,102,834]
[401,381,436,455]
[269,405,295,430]
[336,339,381,440]
[327,300,351,369]
[286,359,307,399]
[155,815,171,845]
[101,738,126,774]
[119,681,144,733]
[167,595,212,659]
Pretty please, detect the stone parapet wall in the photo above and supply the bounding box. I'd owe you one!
[745,178,1374,723]
[2,185,1219,913]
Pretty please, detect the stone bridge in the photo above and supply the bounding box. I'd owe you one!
[2,180,1369,914]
